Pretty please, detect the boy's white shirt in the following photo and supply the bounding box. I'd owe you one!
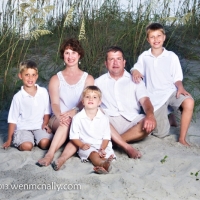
[8,84,51,130]
[69,108,112,148]
[131,48,183,111]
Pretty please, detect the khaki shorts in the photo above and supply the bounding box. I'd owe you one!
[12,129,53,147]
[153,91,192,138]
[108,114,145,135]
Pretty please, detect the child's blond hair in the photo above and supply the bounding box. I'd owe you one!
[19,60,38,74]
[146,23,165,38]
[82,86,102,99]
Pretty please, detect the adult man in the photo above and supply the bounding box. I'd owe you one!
[95,46,156,158]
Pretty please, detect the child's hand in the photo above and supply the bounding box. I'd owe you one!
[81,143,90,150]
[3,140,11,149]
[98,149,106,158]
[176,87,191,98]
[132,69,143,83]
[43,125,52,133]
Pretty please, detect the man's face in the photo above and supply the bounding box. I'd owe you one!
[105,51,126,78]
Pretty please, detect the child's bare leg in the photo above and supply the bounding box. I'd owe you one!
[179,98,194,146]
[110,124,142,159]
[89,152,114,173]
[38,138,51,150]
[18,142,33,151]
[168,113,178,127]
[37,125,69,166]
[52,141,77,171]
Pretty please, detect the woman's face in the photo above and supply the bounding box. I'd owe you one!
[63,48,80,67]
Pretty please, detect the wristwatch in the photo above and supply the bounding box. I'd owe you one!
[73,107,79,113]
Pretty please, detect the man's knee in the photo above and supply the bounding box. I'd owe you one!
[181,98,194,111]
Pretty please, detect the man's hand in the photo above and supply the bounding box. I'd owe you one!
[143,114,157,133]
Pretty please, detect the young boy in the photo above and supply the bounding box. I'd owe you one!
[3,60,53,151]
[130,22,194,146]
[68,86,115,174]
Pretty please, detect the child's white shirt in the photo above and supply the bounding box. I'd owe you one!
[132,48,183,111]
[8,84,51,130]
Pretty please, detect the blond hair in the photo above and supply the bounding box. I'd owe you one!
[146,23,165,38]
[19,60,38,74]
[82,86,102,99]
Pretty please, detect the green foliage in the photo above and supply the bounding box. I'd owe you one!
[0,0,200,113]
[160,155,168,164]
[191,170,200,181]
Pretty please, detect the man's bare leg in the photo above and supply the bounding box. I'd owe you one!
[110,124,142,159]
[52,141,77,171]
[37,125,69,166]
[179,98,194,146]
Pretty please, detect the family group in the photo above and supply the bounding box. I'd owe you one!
[3,23,194,174]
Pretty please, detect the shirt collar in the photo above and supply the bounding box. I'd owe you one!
[146,47,169,57]
[21,84,41,97]
[79,107,103,119]
[107,69,130,79]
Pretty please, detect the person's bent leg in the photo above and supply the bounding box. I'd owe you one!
[110,124,142,159]
[18,142,33,151]
[52,141,77,171]
[37,124,70,166]
[179,98,194,146]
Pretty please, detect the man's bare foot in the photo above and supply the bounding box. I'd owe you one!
[52,157,66,171]
[125,144,142,159]
[37,154,53,167]
[178,139,190,146]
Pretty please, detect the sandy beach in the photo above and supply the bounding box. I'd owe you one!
[0,58,200,200]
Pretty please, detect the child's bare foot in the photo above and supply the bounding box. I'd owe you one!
[178,139,190,146]
[52,157,66,171]
[94,154,114,174]
[37,154,53,166]
[125,144,142,159]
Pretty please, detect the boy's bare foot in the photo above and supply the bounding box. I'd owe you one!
[178,139,190,146]
[94,154,114,174]
[125,144,142,159]
[37,154,53,166]
[52,157,66,171]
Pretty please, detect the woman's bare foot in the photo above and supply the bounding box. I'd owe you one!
[37,154,53,166]
[125,144,142,159]
[94,155,114,174]
[52,157,66,171]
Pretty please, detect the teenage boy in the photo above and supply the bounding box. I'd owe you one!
[130,22,194,146]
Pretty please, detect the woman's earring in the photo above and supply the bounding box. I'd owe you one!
[79,61,81,65]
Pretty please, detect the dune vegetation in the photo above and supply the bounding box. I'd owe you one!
[0,0,200,115]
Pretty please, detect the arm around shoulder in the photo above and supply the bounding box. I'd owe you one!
[85,74,94,87]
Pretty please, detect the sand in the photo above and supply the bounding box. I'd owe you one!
[0,58,200,200]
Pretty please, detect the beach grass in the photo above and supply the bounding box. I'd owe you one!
[0,0,200,114]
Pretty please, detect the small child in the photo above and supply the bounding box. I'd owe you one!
[69,86,115,174]
[130,22,194,146]
[3,60,53,151]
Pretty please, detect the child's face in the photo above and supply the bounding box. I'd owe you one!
[82,91,101,109]
[18,68,38,88]
[147,30,166,50]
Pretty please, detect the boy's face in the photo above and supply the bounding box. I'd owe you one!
[82,91,101,109]
[147,30,166,50]
[18,68,38,88]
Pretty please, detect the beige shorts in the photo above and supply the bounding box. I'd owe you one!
[108,114,145,135]
[12,129,53,147]
[153,91,192,138]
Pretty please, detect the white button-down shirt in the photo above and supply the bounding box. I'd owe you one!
[131,48,183,111]
[8,84,51,130]
[70,108,112,147]
[95,70,149,121]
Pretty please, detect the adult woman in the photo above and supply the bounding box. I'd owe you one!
[37,38,94,170]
